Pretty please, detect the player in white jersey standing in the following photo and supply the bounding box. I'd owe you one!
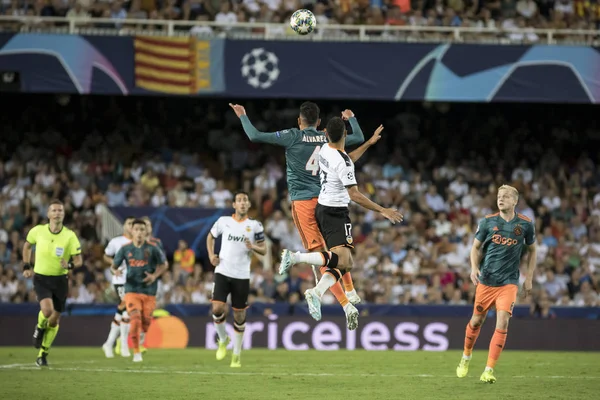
[207,191,266,368]
[102,216,135,358]
[280,118,403,324]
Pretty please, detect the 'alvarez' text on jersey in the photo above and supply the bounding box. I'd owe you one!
[210,216,265,280]
[475,213,535,287]
[239,115,365,201]
[318,144,357,208]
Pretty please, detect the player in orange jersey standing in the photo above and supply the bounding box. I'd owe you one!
[456,185,537,383]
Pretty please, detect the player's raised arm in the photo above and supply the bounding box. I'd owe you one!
[229,103,299,147]
[349,124,383,163]
[342,110,365,147]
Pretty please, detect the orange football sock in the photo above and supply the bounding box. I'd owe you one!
[342,272,355,292]
[463,322,481,357]
[320,266,349,307]
[486,329,508,368]
[129,314,142,354]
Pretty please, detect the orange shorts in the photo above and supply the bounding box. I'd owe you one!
[124,292,156,320]
[473,283,518,315]
[291,198,326,251]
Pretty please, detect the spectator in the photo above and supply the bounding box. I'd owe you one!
[173,240,196,284]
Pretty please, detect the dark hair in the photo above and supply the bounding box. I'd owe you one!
[326,117,346,143]
[299,102,320,126]
[48,199,64,208]
[132,219,147,228]
[125,216,136,222]
[234,191,250,202]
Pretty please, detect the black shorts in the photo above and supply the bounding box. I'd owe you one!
[34,273,69,313]
[316,203,354,249]
[212,273,250,310]
[114,284,125,302]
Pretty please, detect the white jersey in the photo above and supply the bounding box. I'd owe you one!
[210,216,265,279]
[105,235,132,285]
[318,144,357,207]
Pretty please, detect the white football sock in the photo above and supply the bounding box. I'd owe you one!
[294,252,327,266]
[233,330,244,356]
[463,353,472,360]
[214,321,228,342]
[105,312,121,346]
[140,332,146,346]
[120,311,130,353]
[314,273,337,298]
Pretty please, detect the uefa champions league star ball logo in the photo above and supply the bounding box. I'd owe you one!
[241,48,280,89]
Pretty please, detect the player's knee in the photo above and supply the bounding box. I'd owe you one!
[40,302,53,319]
[332,248,352,270]
[470,314,485,328]
[48,312,60,327]
[496,311,511,330]
[233,314,246,333]
[212,303,226,316]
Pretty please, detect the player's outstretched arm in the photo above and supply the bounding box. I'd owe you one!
[349,124,383,163]
[342,110,365,147]
[229,103,297,147]
[347,185,403,224]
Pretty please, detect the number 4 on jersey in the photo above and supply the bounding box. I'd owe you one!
[305,146,321,176]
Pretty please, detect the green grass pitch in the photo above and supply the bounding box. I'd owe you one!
[1,348,598,399]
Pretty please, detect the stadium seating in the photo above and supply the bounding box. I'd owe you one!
[0,95,598,318]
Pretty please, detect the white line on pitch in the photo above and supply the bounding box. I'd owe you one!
[0,360,97,369]
[1,366,599,380]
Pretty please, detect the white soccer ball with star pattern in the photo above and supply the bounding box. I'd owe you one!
[241,48,280,89]
[290,9,316,35]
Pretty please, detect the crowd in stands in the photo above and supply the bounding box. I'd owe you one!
[0,94,599,317]
[1,0,599,41]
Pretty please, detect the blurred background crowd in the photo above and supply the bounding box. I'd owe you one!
[0,94,599,318]
[0,0,599,42]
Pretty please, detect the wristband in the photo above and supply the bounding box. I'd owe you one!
[23,263,32,271]
[68,262,75,270]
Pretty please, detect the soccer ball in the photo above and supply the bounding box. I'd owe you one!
[290,9,316,35]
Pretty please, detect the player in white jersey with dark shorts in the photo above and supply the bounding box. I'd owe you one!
[280,117,403,326]
[102,216,135,358]
[207,191,266,368]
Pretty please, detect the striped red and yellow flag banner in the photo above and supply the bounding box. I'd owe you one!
[134,36,194,95]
